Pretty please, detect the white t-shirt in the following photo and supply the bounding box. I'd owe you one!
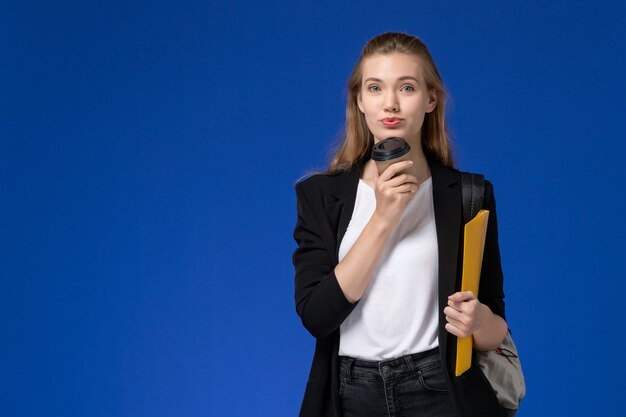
[338,177,439,361]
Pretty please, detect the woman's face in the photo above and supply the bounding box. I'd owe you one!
[357,52,437,144]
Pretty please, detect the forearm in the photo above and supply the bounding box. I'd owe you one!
[473,306,508,351]
[335,212,394,303]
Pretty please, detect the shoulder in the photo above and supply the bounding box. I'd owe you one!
[295,167,354,196]
[296,171,340,189]
[457,168,496,191]
[457,168,499,211]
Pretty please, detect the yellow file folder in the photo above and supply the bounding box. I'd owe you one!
[455,209,490,377]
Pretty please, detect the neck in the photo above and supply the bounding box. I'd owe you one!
[405,136,431,183]
[410,148,430,181]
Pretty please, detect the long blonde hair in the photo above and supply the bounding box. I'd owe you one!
[314,32,455,177]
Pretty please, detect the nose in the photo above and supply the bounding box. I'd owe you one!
[384,91,399,113]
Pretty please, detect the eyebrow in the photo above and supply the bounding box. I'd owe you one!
[363,76,420,84]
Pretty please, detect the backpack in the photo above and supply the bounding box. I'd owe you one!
[461,172,526,417]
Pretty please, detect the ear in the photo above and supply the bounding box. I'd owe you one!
[357,92,365,113]
[426,89,438,113]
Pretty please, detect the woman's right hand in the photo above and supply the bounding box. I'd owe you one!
[372,160,420,229]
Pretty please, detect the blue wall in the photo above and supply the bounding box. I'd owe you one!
[2,1,625,416]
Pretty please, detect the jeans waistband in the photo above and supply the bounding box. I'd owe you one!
[338,347,441,382]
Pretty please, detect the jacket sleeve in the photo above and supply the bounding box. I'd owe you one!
[478,180,506,321]
[292,181,359,340]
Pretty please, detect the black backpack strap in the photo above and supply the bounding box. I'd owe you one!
[461,172,485,224]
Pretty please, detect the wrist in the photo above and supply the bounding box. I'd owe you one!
[370,211,394,233]
[473,307,507,351]
[475,304,494,333]
[472,303,496,343]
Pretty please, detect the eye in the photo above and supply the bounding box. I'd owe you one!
[401,84,415,92]
[367,84,381,92]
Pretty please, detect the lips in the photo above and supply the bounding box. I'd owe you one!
[381,117,403,127]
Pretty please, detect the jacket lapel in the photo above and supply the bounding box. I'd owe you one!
[427,154,462,373]
[325,163,362,265]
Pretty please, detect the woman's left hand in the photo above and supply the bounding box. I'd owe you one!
[444,291,492,338]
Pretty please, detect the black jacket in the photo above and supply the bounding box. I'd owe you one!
[292,152,506,417]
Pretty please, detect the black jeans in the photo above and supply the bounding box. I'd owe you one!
[338,347,458,417]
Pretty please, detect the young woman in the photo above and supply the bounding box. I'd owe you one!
[292,32,508,417]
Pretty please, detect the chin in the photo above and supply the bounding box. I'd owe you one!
[375,130,405,140]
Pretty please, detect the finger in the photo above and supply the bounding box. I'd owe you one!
[445,316,467,332]
[447,318,470,334]
[445,322,466,337]
[448,291,475,301]
[445,322,459,336]
[448,291,476,302]
[394,183,419,195]
[376,181,419,199]
[386,173,419,188]
[447,292,461,302]
[380,160,413,181]
[446,308,473,327]
[444,306,464,321]
[449,299,480,316]
[447,300,465,312]
[446,322,471,338]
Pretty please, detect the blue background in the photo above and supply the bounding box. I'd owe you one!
[2,1,625,416]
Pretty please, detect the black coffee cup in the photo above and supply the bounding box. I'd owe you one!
[371,137,411,175]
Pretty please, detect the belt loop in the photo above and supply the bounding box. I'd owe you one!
[403,354,417,375]
[345,357,355,382]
